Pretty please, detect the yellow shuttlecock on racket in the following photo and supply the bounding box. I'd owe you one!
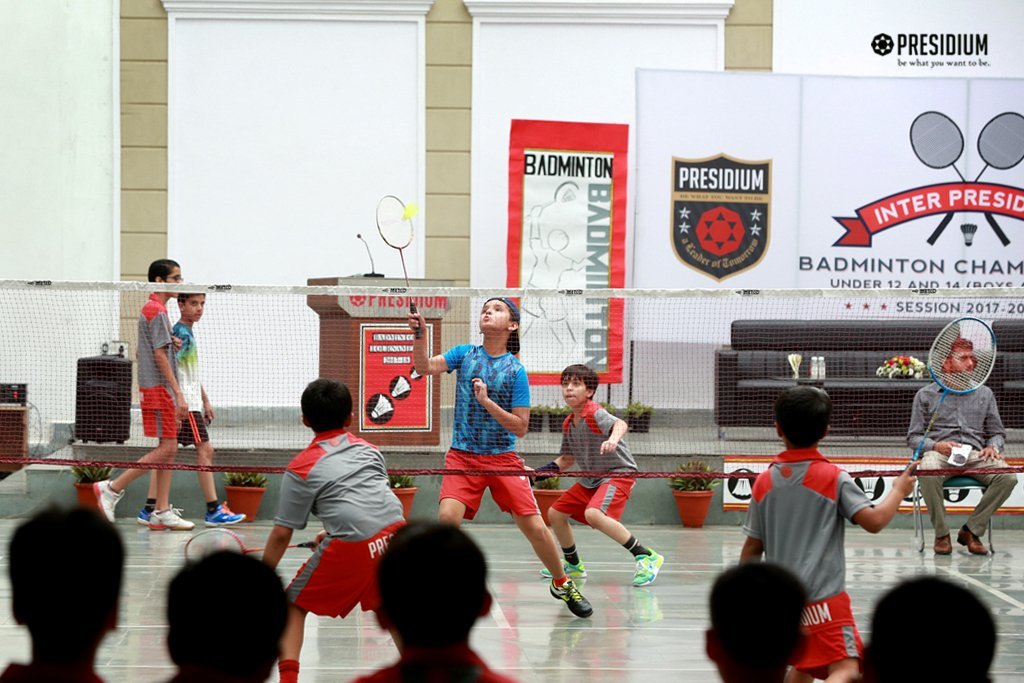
[402,203,419,221]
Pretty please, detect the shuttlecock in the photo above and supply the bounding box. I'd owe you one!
[402,203,419,220]
[390,376,412,399]
[961,223,977,246]
[370,395,394,421]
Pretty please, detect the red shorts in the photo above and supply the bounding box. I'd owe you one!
[140,386,177,439]
[287,520,405,618]
[551,479,635,525]
[792,592,864,679]
[439,450,540,521]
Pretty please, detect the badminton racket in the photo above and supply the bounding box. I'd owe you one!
[910,316,996,463]
[910,112,965,245]
[376,195,421,339]
[184,528,316,562]
[973,112,1024,246]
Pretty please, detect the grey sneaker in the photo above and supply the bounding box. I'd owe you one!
[149,507,195,531]
[93,480,123,523]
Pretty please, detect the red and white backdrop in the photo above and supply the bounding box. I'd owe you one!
[633,70,1024,292]
[506,120,629,385]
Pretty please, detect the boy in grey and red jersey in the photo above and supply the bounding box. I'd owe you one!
[534,364,664,587]
[263,379,406,683]
[95,259,195,530]
[741,386,917,683]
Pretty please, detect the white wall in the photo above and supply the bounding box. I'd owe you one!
[163,0,432,287]
[0,1,118,280]
[466,0,734,288]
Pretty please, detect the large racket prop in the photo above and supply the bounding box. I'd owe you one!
[376,195,421,338]
[910,316,996,463]
[184,528,316,562]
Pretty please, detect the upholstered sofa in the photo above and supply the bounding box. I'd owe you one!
[714,319,1023,436]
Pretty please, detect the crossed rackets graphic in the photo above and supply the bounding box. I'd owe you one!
[909,111,1024,246]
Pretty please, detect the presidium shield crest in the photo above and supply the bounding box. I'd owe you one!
[670,155,771,281]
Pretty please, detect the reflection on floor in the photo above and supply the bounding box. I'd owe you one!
[1,522,1023,682]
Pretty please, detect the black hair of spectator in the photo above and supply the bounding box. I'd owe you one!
[301,378,352,433]
[775,386,832,447]
[865,576,995,683]
[709,563,806,669]
[167,551,287,679]
[9,507,124,663]
[378,522,487,648]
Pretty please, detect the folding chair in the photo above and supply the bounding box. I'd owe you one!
[912,475,994,553]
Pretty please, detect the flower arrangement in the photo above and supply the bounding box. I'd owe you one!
[876,355,926,379]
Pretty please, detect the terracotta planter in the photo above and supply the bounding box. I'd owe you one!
[392,486,418,518]
[672,490,714,528]
[533,488,564,526]
[74,482,100,511]
[224,486,266,523]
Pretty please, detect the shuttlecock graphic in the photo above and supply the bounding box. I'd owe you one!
[390,375,412,399]
[367,394,395,423]
[961,223,977,246]
[410,366,423,381]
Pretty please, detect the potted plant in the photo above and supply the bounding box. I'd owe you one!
[528,405,548,433]
[223,471,268,523]
[548,404,571,432]
[625,402,654,433]
[389,473,419,518]
[599,402,618,417]
[533,475,563,526]
[71,465,112,511]
[668,460,719,528]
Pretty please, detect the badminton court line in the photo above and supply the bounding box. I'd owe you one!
[936,565,1024,611]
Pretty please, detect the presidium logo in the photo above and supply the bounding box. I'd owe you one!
[670,155,771,280]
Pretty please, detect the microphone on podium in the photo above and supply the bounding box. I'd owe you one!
[356,234,385,278]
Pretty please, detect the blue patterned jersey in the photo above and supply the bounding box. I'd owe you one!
[443,344,530,454]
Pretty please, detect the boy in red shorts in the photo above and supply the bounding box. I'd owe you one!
[741,387,917,682]
[409,297,592,618]
[262,379,406,683]
[534,364,664,586]
[95,258,193,530]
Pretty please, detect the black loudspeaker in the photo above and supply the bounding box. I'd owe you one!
[75,355,132,444]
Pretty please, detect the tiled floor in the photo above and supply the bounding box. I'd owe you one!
[1,521,1023,681]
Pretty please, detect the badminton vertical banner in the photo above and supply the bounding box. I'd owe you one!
[359,323,431,433]
[507,120,628,385]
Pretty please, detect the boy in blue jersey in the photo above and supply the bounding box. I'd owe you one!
[135,292,244,527]
[409,297,592,618]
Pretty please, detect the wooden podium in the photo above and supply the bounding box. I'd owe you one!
[0,405,28,473]
[307,277,452,446]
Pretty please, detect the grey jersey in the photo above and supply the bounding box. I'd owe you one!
[907,383,1005,454]
[742,449,873,602]
[560,401,637,488]
[137,294,177,391]
[275,429,404,541]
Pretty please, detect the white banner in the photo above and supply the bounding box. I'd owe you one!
[634,70,1024,290]
[723,456,1024,514]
